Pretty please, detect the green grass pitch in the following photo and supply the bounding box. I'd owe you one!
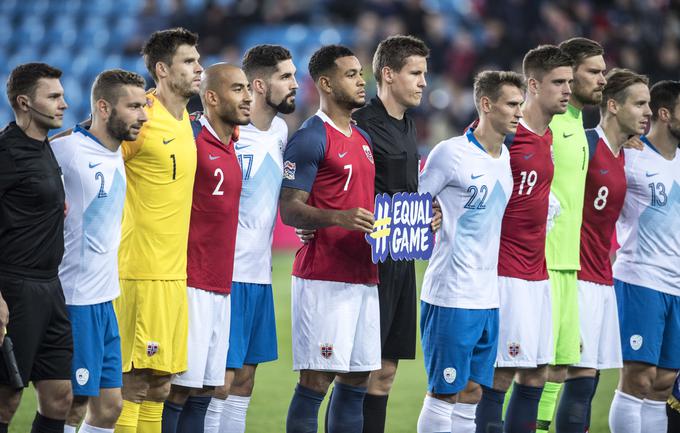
[11,251,619,432]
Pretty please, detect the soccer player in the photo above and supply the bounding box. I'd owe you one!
[536,37,607,433]
[609,79,680,433]
[416,71,520,433]
[51,70,148,433]
[474,45,574,433]
[204,45,297,433]
[280,45,378,433]
[161,63,251,433]
[0,62,72,433]
[113,28,202,433]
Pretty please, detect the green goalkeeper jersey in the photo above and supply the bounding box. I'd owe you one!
[546,104,589,270]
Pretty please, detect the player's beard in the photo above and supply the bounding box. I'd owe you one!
[333,88,365,110]
[266,88,296,114]
[107,108,140,142]
[170,76,198,99]
[219,104,250,127]
[573,81,603,106]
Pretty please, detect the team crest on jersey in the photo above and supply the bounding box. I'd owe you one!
[507,342,521,358]
[146,341,159,357]
[630,334,643,351]
[320,343,333,359]
[443,367,457,384]
[362,145,374,164]
[283,160,296,180]
[75,368,90,386]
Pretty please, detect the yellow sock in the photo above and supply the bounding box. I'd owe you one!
[115,399,141,433]
[138,400,164,433]
[536,381,563,432]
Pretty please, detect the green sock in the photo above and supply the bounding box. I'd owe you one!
[536,381,562,432]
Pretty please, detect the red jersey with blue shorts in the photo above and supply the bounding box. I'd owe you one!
[498,121,554,280]
[282,111,378,284]
[578,127,626,285]
[186,115,242,294]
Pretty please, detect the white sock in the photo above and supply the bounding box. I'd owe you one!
[450,402,477,433]
[220,395,251,433]
[204,397,226,433]
[417,395,454,433]
[609,390,643,433]
[64,425,77,433]
[77,423,114,433]
[641,399,668,433]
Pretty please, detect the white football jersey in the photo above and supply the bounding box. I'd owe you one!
[52,126,126,305]
[232,117,288,284]
[419,130,513,309]
[613,136,680,296]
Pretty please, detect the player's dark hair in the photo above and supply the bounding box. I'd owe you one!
[473,70,525,109]
[522,45,574,80]
[142,27,198,83]
[600,68,649,114]
[6,62,62,110]
[92,69,146,107]
[372,35,429,84]
[308,45,355,82]
[650,80,680,121]
[558,37,604,66]
[242,45,292,82]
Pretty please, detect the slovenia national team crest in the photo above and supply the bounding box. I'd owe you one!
[366,192,435,264]
[320,343,333,359]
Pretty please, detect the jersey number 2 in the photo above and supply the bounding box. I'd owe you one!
[213,168,224,196]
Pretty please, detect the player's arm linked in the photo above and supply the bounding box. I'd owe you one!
[279,187,374,233]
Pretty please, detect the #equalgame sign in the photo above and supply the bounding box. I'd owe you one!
[366,192,435,264]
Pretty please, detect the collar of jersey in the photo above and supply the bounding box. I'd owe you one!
[594,125,618,155]
[199,115,225,143]
[465,128,500,155]
[74,124,106,148]
[640,134,662,156]
[566,103,582,119]
[316,109,352,137]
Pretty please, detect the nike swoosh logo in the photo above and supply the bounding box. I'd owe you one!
[646,171,659,177]
[563,132,574,138]
[338,152,348,158]
[88,162,101,168]
[163,138,175,145]
[471,174,485,179]
[209,154,220,160]
[523,153,534,160]
[600,169,608,175]
[234,143,251,150]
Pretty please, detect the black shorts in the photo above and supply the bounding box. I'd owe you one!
[0,272,73,387]
[377,258,416,360]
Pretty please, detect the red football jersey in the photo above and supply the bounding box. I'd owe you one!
[282,112,378,284]
[187,116,242,293]
[578,127,626,285]
[498,121,554,280]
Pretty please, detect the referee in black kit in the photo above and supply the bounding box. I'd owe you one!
[0,63,73,433]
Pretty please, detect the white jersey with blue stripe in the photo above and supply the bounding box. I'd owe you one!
[419,130,513,309]
[52,126,126,305]
[613,136,680,296]
[232,117,288,284]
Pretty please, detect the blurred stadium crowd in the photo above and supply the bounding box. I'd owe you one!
[1,0,679,150]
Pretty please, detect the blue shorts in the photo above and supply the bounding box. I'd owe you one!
[614,279,680,369]
[226,282,278,368]
[67,301,122,396]
[420,301,498,394]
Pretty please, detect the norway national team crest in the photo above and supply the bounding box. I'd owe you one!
[146,341,159,357]
[362,144,374,163]
[320,343,333,359]
[630,334,643,351]
[508,342,521,358]
[366,192,435,263]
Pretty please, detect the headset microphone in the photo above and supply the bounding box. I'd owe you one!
[27,104,56,120]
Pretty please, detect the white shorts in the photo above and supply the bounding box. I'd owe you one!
[496,277,554,368]
[291,277,381,372]
[172,286,231,387]
[574,280,622,370]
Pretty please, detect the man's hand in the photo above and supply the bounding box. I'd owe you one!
[334,207,375,233]
[0,294,8,346]
[431,200,442,232]
[295,228,316,244]
[623,136,644,150]
[64,201,68,218]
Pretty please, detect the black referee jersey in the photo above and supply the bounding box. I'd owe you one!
[0,122,65,278]
[352,97,419,195]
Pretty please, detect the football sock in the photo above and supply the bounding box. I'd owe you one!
[362,393,389,433]
[555,377,595,433]
[78,423,114,433]
[584,370,600,432]
[536,381,562,432]
[609,390,642,433]
[161,400,182,433]
[327,381,367,433]
[64,425,77,433]
[31,412,64,433]
[286,384,325,433]
[474,386,504,433]
[138,401,163,433]
[0,422,7,433]
[204,397,225,433]
[451,402,477,433]
[505,383,543,433]
[667,396,680,433]
[221,395,251,433]
[114,400,141,433]
[417,395,453,433]
[641,399,667,433]
[177,395,210,433]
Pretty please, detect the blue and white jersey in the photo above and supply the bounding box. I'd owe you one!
[52,125,126,305]
[419,130,513,309]
[613,136,680,296]
[232,117,288,284]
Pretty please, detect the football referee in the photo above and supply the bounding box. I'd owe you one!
[0,63,73,433]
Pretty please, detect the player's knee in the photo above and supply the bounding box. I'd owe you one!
[231,374,255,396]
[0,388,22,423]
[458,382,482,404]
[92,397,124,426]
[648,371,676,401]
[146,375,172,402]
[493,368,516,391]
[299,370,335,394]
[40,385,74,418]
[368,368,397,395]
[213,383,229,400]
[623,370,654,397]
[66,396,88,426]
